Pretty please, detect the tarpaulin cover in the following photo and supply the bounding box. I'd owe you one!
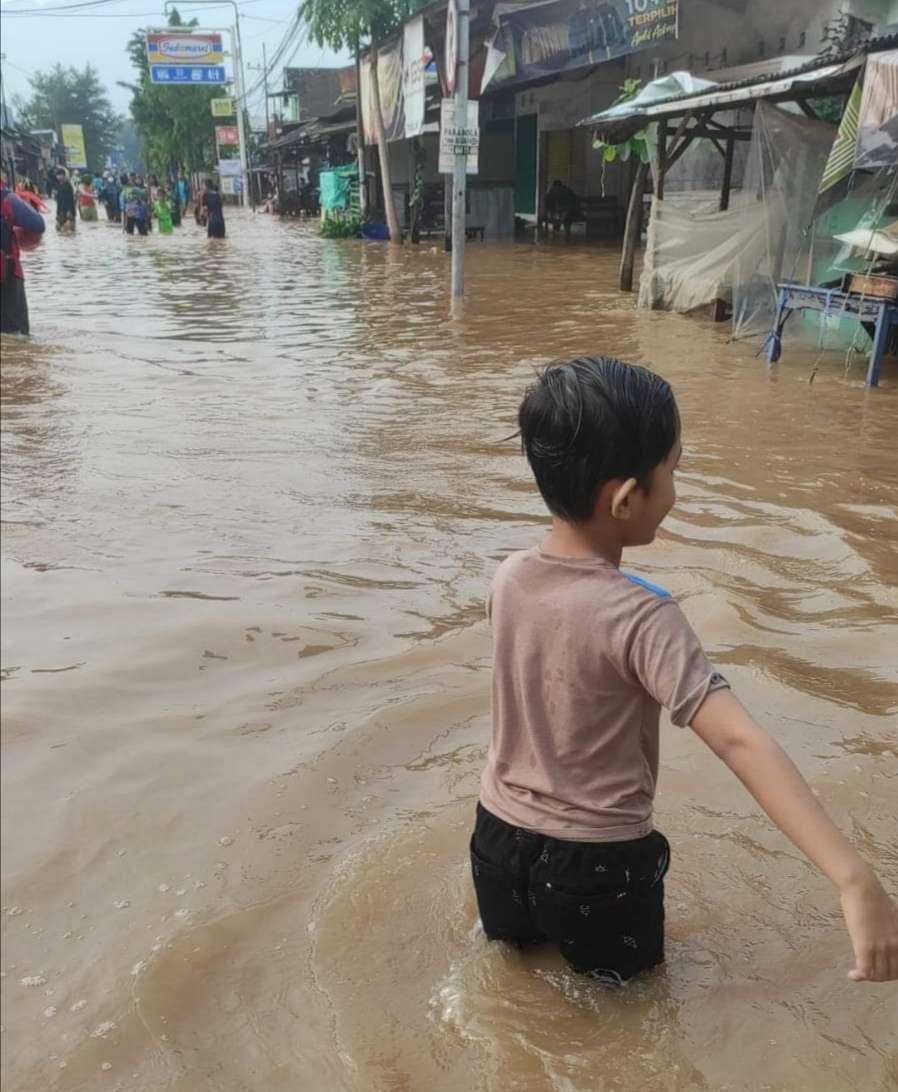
[319,165,356,211]
[590,71,715,121]
[855,50,898,169]
[360,41,405,145]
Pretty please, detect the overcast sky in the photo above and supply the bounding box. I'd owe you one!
[0,0,349,124]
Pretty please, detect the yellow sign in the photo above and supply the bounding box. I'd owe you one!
[60,124,88,169]
[211,97,235,117]
[146,32,223,66]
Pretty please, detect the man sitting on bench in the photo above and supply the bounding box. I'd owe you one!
[544,179,582,235]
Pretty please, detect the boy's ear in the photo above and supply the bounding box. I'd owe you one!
[610,477,639,521]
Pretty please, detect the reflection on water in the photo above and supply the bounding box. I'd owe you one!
[1,211,897,1091]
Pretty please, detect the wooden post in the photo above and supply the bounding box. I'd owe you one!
[444,173,452,252]
[719,136,734,211]
[619,159,649,292]
[408,136,419,243]
[655,117,668,200]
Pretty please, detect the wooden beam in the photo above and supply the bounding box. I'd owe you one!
[663,132,695,174]
[720,136,735,211]
[619,159,649,292]
[681,126,752,141]
[655,117,668,199]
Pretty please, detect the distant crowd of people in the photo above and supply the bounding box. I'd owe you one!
[2,165,229,338]
[47,166,224,239]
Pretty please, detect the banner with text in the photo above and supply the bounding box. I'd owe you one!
[483,0,677,91]
[215,126,240,146]
[60,123,88,169]
[439,99,479,174]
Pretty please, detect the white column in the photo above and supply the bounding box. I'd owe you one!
[450,0,470,299]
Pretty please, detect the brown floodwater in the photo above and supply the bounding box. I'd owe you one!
[2,209,897,1092]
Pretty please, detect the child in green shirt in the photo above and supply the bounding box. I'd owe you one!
[153,189,173,234]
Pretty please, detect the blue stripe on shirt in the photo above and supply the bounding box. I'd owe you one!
[623,572,671,599]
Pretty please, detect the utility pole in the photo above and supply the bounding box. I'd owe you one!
[248,43,270,206]
[262,43,270,137]
[232,17,249,208]
[450,0,470,299]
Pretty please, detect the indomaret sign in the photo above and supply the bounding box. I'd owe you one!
[147,32,226,84]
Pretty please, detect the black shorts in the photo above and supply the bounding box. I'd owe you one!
[470,803,670,984]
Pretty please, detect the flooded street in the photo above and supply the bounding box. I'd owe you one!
[2,209,897,1091]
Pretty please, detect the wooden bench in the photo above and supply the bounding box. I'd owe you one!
[540,194,624,240]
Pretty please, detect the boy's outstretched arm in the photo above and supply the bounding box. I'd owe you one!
[690,689,898,983]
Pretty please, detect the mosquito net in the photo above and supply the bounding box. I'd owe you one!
[637,103,839,341]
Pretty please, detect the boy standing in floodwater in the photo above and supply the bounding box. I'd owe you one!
[471,356,898,985]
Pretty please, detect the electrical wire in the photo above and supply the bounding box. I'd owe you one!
[1,0,132,16]
[237,8,305,103]
[1,0,270,14]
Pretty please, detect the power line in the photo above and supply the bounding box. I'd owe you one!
[2,0,130,15]
[1,0,270,14]
[242,13,292,24]
[1,57,34,75]
[2,9,169,14]
[237,9,305,103]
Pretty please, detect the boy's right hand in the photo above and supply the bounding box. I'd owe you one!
[840,873,898,982]
[691,691,898,983]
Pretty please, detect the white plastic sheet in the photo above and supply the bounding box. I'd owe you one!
[636,102,839,344]
[637,193,771,313]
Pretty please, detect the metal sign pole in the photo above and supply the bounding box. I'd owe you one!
[162,0,248,207]
[450,0,469,299]
[231,25,249,207]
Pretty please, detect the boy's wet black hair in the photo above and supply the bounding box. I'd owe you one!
[518,356,680,523]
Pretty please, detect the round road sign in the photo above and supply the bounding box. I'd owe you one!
[445,0,458,94]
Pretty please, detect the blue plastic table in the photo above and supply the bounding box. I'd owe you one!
[767,282,898,386]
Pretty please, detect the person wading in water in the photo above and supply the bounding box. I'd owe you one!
[1,172,46,335]
[54,167,76,232]
[121,174,150,237]
[201,178,226,239]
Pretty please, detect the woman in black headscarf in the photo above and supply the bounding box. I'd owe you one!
[54,167,76,232]
[200,178,225,239]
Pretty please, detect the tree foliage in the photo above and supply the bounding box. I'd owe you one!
[301,0,425,52]
[15,64,121,172]
[592,79,649,165]
[121,9,220,174]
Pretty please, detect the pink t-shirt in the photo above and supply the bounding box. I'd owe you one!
[480,546,729,842]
